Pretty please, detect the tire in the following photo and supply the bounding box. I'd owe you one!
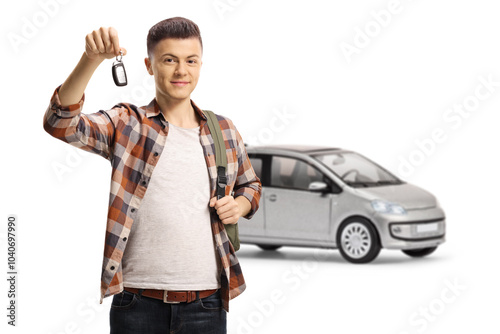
[257,244,282,251]
[402,246,437,257]
[336,217,381,263]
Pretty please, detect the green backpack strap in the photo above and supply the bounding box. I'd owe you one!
[203,110,240,251]
[204,110,227,200]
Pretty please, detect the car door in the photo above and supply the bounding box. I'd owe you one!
[265,155,333,242]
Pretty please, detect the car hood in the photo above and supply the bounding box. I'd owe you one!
[354,183,437,209]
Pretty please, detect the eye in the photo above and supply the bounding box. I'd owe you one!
[164,58,175,63]
[187,59,197,65]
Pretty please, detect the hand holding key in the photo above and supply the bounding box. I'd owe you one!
[85,27,127,61]
[57,26,129,105]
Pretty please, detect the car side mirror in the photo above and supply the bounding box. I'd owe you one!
[309,181,328,192]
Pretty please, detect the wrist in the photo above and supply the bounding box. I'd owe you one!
[234,196,250,218]
[82,52,105,67]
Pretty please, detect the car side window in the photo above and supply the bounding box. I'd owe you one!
[271,156,324,191]
[249,156,263,180]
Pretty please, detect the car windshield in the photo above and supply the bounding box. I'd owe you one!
[312,151,402,187]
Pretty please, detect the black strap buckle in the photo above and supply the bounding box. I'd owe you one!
[216,166,227,199]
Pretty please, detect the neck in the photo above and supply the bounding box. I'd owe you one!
[155,93,199,127]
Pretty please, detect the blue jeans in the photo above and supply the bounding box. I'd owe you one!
[109,288,227,333]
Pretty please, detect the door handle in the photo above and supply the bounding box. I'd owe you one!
[268,194,277,202]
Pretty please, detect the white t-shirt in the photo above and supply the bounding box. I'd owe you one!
[121,122,221,290]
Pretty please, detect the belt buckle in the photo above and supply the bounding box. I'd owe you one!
[163,290,180,304]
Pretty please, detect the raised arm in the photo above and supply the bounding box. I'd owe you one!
[43,27,127,161]
[59,27,126,106]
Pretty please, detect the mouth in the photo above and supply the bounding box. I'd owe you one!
[170,81,189,87]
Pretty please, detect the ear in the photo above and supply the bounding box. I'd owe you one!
[144,57,153,75]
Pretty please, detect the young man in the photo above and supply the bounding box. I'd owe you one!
[43,17,261,333]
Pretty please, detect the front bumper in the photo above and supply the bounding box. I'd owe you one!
[375,207,446,250]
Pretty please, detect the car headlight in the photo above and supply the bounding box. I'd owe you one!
[371,200,407,215]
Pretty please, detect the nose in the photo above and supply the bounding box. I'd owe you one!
[174,62,187,76]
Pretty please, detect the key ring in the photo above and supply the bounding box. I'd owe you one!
[116,50,123,62]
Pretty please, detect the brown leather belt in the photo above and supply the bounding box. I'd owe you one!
[123,287,217,304]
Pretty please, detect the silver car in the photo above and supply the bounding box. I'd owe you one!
[239,144,446,263]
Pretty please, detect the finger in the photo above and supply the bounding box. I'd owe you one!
[215,196,234,210]
[93,29,105,53]
[109,27,121,56]
[219,211,235,221]
[219,199,238,213]
[214,196,227,209]
[222,217,236,225]
[216,195,230,206]
[100,27,112,54]
[217,204,238,219]
[120,47,127,56]
[85,33,98,54]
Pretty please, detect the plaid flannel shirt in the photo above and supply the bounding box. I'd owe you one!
[43,85,262,312]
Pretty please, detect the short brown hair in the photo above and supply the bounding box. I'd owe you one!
[147,17,203,59]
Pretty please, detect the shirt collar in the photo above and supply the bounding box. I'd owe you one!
[143,98,207,122]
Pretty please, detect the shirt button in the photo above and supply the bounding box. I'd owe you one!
[123,237,127,242]
[154,152,159,156]
[110,266,115,270]
[131,208,136,212]
[141,180,146,186]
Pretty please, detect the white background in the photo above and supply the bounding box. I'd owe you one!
[1,0,499,333]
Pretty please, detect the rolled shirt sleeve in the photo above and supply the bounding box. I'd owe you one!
[232,125,262,220]
[43,85,117,161]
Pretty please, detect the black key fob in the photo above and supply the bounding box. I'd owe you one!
[112,51,127,86]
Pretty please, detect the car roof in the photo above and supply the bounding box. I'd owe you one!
[245,144,343,154]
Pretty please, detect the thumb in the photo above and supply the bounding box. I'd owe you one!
[209,196,216,207]
[119,47,127,56]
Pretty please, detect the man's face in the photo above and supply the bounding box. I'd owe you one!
[145,37,202,102]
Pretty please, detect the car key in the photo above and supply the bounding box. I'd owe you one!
[112,50,127,86]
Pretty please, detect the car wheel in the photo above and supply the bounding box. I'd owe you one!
[257,244,282,251]
[337,217,381,263]
[402,246,437,257]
